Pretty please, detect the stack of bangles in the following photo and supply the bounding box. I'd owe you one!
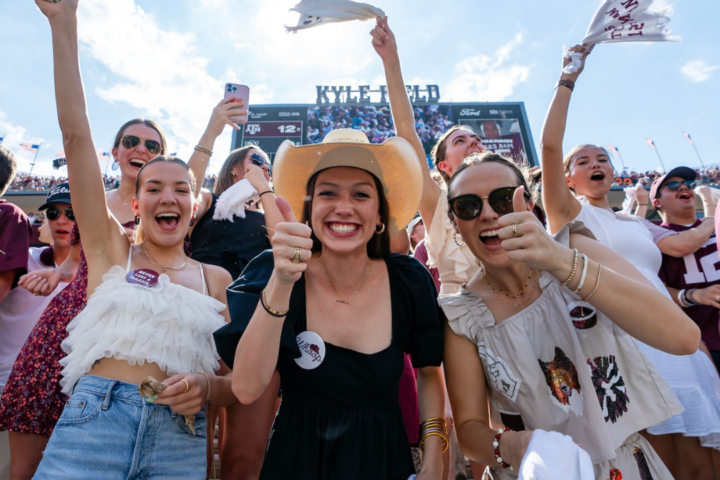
[418,417,449,453]
[677,288,698,308]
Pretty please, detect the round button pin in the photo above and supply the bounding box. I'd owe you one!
[294,331,326,370]
[126,268,160,287]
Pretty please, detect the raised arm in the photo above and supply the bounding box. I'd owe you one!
[696,186,717,218]
[371,17,440,226]
[540,45,589,233]
[39,0,125,264]
[656,218,714,257]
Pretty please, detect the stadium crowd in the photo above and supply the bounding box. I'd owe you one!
[2,6,720,480]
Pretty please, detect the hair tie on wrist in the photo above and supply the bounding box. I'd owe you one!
[259,190,274,198]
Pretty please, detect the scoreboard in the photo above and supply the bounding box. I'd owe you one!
[231,101,537,167]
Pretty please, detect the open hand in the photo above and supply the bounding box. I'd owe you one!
[271,197,313,285]
[689,285,720,309]
[497,187,569,274]
[370,17,397,61]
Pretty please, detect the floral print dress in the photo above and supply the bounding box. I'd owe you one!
[0,221,135,436]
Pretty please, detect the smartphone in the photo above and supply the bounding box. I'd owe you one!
[224,83,249,124]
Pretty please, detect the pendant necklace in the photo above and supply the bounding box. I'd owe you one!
[319,258,373,305]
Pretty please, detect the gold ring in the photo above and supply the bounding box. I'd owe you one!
[291,247,302,264]
[181,379,190,393]
[511,224,520,238]
[33,292,40,296]
[715,296,720,303]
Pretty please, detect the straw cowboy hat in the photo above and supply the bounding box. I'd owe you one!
[273,129,422,235]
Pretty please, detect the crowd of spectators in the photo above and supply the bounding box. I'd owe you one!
[619,167,720,186]
[8,174,119,192]
[306,104,455,154]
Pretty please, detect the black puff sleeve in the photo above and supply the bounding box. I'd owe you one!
[386,254,444,368]
[213,250,302,369]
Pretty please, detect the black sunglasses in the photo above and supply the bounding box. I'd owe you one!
[46,206,75,221]
[120,135,163,155]
[249,153,271,172]
[448,186,528,221]
[661,180,696,194]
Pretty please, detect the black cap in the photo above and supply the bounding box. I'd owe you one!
[39,182,72,210]
[649,167,696,200]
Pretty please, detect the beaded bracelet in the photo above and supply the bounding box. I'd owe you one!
[194,145,213,156]
[493,427,514,470]
[260,289,289,317]
[560,249,579,286]
[196,371,211,404]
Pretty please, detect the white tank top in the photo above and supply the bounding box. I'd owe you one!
[59,247,226,394]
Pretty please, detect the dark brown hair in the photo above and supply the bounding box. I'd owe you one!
[430,125,475,185]
[300,168,390,259]
[134,156,196,244]
[113,119,167,155]
[446,152,538,213]
[214,145,270,195]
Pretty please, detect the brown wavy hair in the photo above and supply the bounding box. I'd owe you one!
[430,125,475,186]
[214,146,270,196]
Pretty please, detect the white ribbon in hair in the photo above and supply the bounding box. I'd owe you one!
[563,0,679,74]
[285,0,385,33]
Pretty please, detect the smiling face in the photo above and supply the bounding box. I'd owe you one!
[437,127,485,180]
[654,176,696,218]
[132,161,196,247]
[449,162,531,268]
[481,121,501,139]
[309,167,382,256]
[112,123,164,181]
[566,146,614,198]
[47,201,73,248]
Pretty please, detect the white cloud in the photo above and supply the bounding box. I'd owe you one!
[0,109,54,176]
[681,60,719,83]
[444,33,531,102]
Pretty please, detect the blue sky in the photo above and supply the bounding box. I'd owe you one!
[1,0,718,178]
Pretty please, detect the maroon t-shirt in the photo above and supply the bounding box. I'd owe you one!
[658,219,720,351]
[0,199,32,288]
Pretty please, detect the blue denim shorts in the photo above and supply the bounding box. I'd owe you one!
[33,375,207,480]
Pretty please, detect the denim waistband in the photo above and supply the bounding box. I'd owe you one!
[73,375,146,405]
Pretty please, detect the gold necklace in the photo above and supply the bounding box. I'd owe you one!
[141,247,188,273]
[319,258,373,305]
[484,268,537,307]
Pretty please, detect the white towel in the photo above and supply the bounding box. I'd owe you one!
[285,0,385,33]
[695,185,720,205]
[212,179,258,222]
[564,0,679,74]
[621,183,645,216]
[519,430,594,480]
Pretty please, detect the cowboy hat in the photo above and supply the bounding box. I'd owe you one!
[273,129,422,235]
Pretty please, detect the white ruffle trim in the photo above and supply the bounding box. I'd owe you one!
[424,192,472,282]
[59,266,226,395]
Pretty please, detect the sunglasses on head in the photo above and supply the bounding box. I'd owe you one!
[448,186,528,221]
[120,135,163,155]
[661,180,695,194]
[46,206,75,221]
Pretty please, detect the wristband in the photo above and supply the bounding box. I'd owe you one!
[556,79,575,92]
[678,289,688,308]
[683,288,698,307]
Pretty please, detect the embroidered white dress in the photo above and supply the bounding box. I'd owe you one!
[572,198,720,447]
[425,190,480,296]
[440,221,680,479]
[59,249,226,395]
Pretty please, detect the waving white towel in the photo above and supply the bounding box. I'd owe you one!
[564,0,679,74]
[213,179,258,222]
[519,430,594,480]
[286,0,385,33]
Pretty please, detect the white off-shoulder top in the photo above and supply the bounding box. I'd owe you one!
[59,247,226,394]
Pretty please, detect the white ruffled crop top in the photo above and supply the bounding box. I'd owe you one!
[59,247,226,395]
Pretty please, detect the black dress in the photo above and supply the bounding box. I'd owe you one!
[190,194,271,279]
[214,252,443,480]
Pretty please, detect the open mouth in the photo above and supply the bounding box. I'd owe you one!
[55,229,70,236]
[590,171,605,182]
[129,158,147,169]
[155,212,180,229]
[479,228,502,246]
[678,192,692,200]
[326,222,360,237]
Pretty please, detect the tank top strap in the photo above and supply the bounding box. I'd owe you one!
[126,246,133,271]
[199,262,207,295]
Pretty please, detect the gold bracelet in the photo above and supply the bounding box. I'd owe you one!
[261,289,289,317]
[419,431,449,453]
[194,145,213,156]
[420,417,446,426]
[560,249,579,286]
[196,371,211,404]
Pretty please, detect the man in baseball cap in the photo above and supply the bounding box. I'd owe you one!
[652,167,720,371]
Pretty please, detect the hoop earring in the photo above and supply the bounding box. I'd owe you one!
[375,223,386,234]
[454,232,465,247]
[134,215,140,225]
